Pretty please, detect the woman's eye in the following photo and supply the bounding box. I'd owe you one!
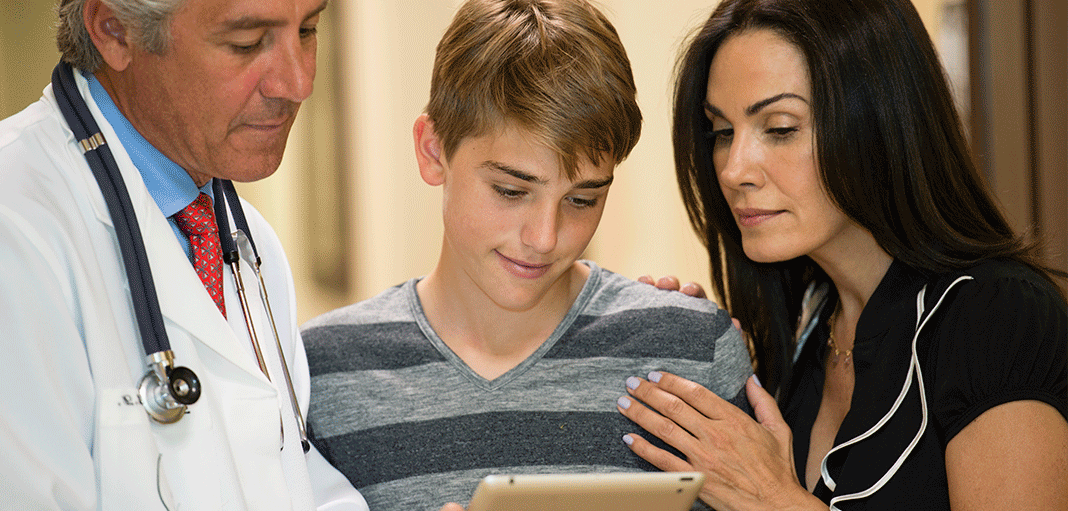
[492,185,525,199]
[767,126,799,139]
[300,26,318,39]
[706,128,733,148]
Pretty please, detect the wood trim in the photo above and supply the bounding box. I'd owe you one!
[1031,0,1068,281]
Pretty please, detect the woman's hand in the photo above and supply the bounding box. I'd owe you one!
[637,274,707,299]
[617,372,822,511]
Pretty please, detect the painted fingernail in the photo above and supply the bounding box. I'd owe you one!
[626,376,641,390]
[617,396,631,409]
[648,371,662,383]
[622,434,634,446]
[752,374,763,388]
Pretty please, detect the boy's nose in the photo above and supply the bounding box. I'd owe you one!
[521,206,560,254]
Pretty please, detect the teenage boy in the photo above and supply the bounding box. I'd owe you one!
[301,0,752,509]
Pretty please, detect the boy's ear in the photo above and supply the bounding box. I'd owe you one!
[414,114,446,186]
[84,0,132,72]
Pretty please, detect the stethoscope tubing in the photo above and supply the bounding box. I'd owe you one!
[213,179,310,451]
[212,180,272,378]
[52,61,171,356]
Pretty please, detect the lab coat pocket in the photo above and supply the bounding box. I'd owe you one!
[95,387,175,511]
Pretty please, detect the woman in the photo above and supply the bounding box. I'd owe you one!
[616,0,1068,509]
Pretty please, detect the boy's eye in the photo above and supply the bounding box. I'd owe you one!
[492,185,525,199]
[566,196,598,209]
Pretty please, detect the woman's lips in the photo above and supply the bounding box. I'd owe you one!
[735,208,784,227]
[497,251,551,279]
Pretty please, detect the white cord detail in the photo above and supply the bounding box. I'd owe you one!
[823,276,973,510]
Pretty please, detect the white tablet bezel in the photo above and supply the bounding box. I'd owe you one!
[466,471,706,511]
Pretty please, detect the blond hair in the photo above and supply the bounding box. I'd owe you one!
[427,0,642,178]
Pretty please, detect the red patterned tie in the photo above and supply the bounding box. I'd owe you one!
[174,193,226,318]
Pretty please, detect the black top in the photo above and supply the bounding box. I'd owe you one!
[782,259,1067,509]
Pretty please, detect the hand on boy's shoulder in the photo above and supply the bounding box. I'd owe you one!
[637,274,748,342]
[636,274,707,299]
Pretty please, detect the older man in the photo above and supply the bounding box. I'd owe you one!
[0,0,366,509]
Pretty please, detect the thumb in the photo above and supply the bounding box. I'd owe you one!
[746,375,783,426]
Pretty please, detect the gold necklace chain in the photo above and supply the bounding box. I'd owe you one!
[826,308,852,366]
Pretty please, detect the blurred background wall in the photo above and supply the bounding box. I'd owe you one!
[1,0,1064,324]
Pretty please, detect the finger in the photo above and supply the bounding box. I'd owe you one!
[438,504,466,511]
[621,432,696,473]
[637,275,654,286]
[617,392,705,456]
[746,375,784,428]
[631,372,743,426]
[679,282,707,299]
[731,317,741,331]
[655,275,682,291]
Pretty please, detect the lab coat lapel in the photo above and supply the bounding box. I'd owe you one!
[143,210,268,383]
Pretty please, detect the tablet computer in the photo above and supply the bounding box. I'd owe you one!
[466,471,705,511]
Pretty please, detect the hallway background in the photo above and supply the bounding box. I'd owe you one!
[2,0,1063,323]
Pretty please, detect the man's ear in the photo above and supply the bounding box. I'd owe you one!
[84,0,132,72]
[414,114,446,186]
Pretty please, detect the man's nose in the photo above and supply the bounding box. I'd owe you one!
[261,33,315,103]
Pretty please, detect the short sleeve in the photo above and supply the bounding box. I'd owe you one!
[929,266,1068,443]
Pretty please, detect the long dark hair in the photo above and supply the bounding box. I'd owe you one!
[673,0,1060,395]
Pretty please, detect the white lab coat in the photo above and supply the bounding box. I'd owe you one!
[0,71,367,511]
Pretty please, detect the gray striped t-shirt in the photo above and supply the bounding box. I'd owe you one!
[303,261,752,511]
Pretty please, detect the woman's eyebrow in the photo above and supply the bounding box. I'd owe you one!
[745,92,808,116]
[703,92,808,118]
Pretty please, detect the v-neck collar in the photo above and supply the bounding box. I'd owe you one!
[405,261,603,391]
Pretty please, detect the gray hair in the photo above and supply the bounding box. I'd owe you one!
[56,0,185,72]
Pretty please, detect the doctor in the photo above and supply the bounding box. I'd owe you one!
[0,0,367,509]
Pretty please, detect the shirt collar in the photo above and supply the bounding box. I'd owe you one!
[85,72,207,215]
[853,259,928,346]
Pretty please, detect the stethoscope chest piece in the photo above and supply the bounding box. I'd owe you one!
[138,350,202,424]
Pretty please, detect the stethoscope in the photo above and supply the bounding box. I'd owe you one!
[51,61,310,452]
